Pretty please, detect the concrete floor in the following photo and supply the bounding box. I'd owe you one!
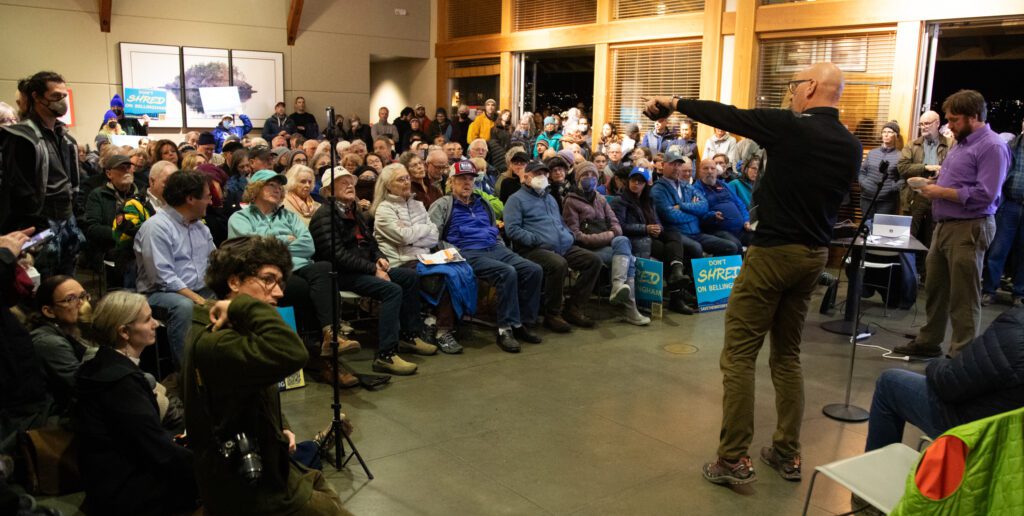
[38,290,1010,515]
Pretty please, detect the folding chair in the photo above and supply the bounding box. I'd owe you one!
[802,443,920,516]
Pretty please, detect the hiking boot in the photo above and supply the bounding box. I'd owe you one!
[702,456,757,485]
[543,314,572,333]
[399,334,438,356]
[563,306,595,328]
[436,330,464,354]
[418,324,438,346]
[981,293,995,306]
[513,325,543,344]
[321,326,360,357]
[496,329,521,353]
[760,446,801,481]
[892,340,942,359]
[317,357,359,388]
[372,353,417,375]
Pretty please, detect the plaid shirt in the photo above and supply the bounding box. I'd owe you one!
[1007,135,1024,202]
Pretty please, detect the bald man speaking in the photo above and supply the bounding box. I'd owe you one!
[644,62,862,486]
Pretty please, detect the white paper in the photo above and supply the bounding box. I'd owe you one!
[110,135,144,148]
[198,86,241,116]
[417,248,466,265]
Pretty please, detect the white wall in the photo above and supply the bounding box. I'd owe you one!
[0,0,434,143]
[368,0,438,123]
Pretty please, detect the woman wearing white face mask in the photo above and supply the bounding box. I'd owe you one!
[562,162,650,326]
[212,113,253,154]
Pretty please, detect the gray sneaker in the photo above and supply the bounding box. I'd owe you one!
[436,330,463,354]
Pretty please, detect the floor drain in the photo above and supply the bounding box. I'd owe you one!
[663,343,699,355]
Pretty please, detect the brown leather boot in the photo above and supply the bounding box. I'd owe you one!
[322,326,360,357]
[317,357,359,388]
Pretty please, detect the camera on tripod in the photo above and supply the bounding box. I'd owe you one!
[218,432,262,485]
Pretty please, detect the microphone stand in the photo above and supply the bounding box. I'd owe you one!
[823,162,889,423]
[324,106,373,478]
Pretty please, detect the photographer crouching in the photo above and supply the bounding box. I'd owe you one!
[183,236,352,515]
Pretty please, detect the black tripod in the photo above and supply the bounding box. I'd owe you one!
[323,106,373,478]
[823,161,890,423]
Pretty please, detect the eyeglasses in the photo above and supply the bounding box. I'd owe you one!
[250,274,285,293]
[787,79,813,94]
[57,292,91,306]
[293,158,308,164]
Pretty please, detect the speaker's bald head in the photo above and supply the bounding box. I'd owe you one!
[790,62,845,113]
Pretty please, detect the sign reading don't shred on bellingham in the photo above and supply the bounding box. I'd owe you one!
[692,255,743,312]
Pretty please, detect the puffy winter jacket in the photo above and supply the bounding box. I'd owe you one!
[926,306,1024,428]
[212,115,252,153]
[309,200,382,275]
[562,191,622,249]
[610,190,661,242]
[373,193,439,266]
[651,177,709,236]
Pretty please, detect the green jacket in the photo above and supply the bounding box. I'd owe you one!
[892,406,1024,515]
[182,295,311,516]
[227,204,315,270]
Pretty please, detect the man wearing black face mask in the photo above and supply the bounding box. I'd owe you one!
[450,105,470,151]
[107,94,148,136]
[0,71,84,277]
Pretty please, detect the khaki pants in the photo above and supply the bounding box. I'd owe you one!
[717,244,828,460]
[916,217,995,355]
[294,470,353,516]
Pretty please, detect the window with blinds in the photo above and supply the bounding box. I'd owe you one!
[513,0,597,31]
[608,42,702,138]
[614,0,705,20]
[756,32,897,150]
[447,0,501,39]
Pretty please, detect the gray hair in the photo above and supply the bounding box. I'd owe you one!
[149,160,178,183]
[371,163,407,216]
[91,291,149,348]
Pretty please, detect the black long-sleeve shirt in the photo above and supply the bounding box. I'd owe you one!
[675,100,862,247]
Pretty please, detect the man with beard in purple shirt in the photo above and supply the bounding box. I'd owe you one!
[894,90,1010,359]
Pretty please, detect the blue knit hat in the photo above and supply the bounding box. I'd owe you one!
[110,94,124,108]
[103,110,118,123]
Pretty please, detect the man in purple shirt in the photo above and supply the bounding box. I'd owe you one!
[894,90,1010,358]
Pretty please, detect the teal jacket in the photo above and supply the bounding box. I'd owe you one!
[227,204,315,270]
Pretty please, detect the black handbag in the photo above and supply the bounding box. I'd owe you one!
[580,218,611,235]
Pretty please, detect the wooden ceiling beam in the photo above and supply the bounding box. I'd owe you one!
[287,0,303,46]
[99,0,111,32]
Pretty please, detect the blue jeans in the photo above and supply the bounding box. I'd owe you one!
[593,236,636,276]
[460,245,542,327]
[983,200,1024,297]
[148,287,215,367]
[865,369,948,451]
[337,266,420,356]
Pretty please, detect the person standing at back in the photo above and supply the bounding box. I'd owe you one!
[893,90,1010,359]
[897,110,951,281]
[645,62,862,487]
[0,71,84,277]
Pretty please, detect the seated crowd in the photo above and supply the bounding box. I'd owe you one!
[1,69,1022,514]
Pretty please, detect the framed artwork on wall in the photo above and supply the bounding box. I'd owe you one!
[181,47,232,127]
[119,42,184,128]
[231,50,284,129]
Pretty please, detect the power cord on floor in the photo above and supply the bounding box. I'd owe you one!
[855,322,916,361]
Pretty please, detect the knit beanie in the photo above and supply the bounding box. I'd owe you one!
[882,120,900,136]
[110,94,124,108]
